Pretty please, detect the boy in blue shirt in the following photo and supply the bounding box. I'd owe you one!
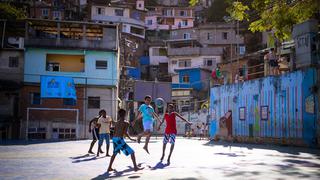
[133,95,161,154]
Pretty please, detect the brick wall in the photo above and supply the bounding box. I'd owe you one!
[20,85,84,122]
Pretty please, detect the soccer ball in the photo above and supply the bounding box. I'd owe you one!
[155,97,165,108]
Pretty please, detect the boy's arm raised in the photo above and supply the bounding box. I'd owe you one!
[157,116,165,131]
[175,112,192,125]
[152,112,162,123]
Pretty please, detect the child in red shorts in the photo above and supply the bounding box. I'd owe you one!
[157,104,192,164]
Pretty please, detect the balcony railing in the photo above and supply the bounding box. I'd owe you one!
[168,47,223,56]
[168,47,200,56]
[25,38,117,50]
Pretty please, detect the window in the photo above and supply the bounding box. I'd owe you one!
[53,0,58,6]
[8,56,19,67]
[159,48,167,56]
[207,33,213,40]
[96,60,108,69]
[178,59,191,67]
[204,58,214,66]
[96,7,104,15]
[182,75,190,83]
[207,60,213,66]
[88,97,100,109]
[30,92,41,105]
[181,20,188,26]
[63,98,76,106]
[147,20,152,25]
[172,31,177,37]
[115,9,124,16]
[130,26,144,36]
[223,32,228,40]
[41,9,49,17]
[172,60,177,65]
[180,10,187,16]
[183,33,190,39]
[57,128,76,139]
[46,62,60,72]
[162,9,173,16]
[53,11,60,19]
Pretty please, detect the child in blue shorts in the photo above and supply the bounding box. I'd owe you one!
[133,95,161,154]
[107,109,143,172]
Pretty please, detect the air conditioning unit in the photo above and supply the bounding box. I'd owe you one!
[7,37,24,48]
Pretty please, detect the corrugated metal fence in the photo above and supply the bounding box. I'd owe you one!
[210,68,318,146]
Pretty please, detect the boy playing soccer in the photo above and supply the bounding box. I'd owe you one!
[157,104,192,164]
[96,110,112,157]
[133,95,161,154]
[107,109,143,172]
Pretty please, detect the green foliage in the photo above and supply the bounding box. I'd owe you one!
[227,1,249,21]
[227,0,320,42]
[206,0,230,22]
[0,2,26,20]
[189,0,199,6]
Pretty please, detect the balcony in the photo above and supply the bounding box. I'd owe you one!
[25,38,117,50]
[168,47,200,56]
[168,47,224,56]
[25,19,118,51]
[92,15,145,27]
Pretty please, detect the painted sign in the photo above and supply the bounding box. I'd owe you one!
[41,76,77,100]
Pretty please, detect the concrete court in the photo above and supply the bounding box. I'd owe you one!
[0,137,320,180]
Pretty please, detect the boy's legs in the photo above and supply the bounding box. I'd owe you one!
[167,134,176,163]
[161,134,169,161]
[167,143,175,164]
[107,154,117,172]
[97,134,105,156]
[105,133,110,156]
[130,153,143,171]
[89,129,99,154]
[88,140,96,154]
[160,143,167,161]
[136,131,148,143]
[143,130,151,154]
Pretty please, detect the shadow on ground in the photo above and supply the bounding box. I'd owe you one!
[91,164,144,180]
[69,154,105,163]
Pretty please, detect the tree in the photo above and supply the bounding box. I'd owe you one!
[0,2,27,37]
[0,2,26,20]
[226,0,320,42]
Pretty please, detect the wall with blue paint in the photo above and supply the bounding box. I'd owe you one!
[24,48,118,86]
[139,56,150,65]
[127,67,141,80]
[173,68,208,91]
[210,68,318,146]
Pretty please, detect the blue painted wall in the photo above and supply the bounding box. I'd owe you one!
[24,48,118,86]
[139,56,150,65]
[172,68,203,91]
[210,68,318,146]
[127,67,141,80]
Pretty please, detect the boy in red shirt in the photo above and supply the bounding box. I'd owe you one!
[157,104,192,164]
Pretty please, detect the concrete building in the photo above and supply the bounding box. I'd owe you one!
[0,19,25,140]
[90,0,146,39]
[29,0,81,20]
[21,19,119,140]
[145,6,194,31]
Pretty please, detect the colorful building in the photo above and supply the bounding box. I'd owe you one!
[21,19,119,140]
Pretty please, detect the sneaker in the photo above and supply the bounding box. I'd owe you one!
[88,151,95,154]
